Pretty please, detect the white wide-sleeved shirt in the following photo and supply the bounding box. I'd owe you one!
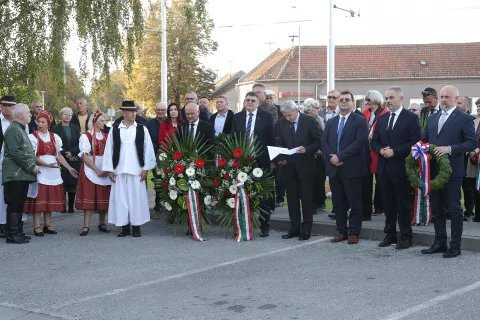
[102,122,156,175]
[78,131,111,186]
[28,130,63,185]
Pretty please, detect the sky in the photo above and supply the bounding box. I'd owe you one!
[65,0,480,89]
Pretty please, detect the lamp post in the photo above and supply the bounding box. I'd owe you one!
[291,6,301,106]
[328,1,359,93]
[41,91,45,109]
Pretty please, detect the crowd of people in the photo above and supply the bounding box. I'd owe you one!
[1,84,479,259]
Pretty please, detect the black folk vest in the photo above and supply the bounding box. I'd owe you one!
[112,123,145,169]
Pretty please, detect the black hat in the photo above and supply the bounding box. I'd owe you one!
[421,87,437,97]
[120,100,136,111]
[0,95,16,106]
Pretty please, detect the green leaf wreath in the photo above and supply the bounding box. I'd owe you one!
[205,134,276,231]
[155,134,212,229]
[405,144,451,191]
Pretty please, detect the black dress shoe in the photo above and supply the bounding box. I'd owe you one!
[299,231,311,241]
[395,239,412,250]
[282,231,301,239]
[378,236,397,247]
[443,247,461,258]
[132,226,141,237]
[328,213,336,219]
[185,228,193,236]
[0,224,6,239]
[34,227,44,237]
[79,227,89,236]
[43,226,57,234]
[98,224,110,233]
[421,243,448,254]
[117,225,131,237]
[260,227,270,237]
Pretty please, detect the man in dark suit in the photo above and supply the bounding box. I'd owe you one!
[321,91,369,244]
[231,91,274,237]
[209,96,234,136]
[421,86,477,258]
[178,103,215,153]
[276,100,322,241]
[180,91,209,122]
[371,86,421,249]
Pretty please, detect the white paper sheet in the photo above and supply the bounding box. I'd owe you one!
[268,146,299,160]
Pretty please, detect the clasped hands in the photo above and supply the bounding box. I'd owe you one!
[329,154,343,167]
[380,147,394,158]
[107,170,148,183]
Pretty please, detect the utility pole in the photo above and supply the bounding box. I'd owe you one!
[288,31,301,106]
[265,41,275,55]
[161,0,167,104]
[214,69,220,82]
[228,60,234,78]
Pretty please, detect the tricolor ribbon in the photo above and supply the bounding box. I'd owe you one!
[411,142,432,226]
[186,183,205,242]
[233,180,253,242]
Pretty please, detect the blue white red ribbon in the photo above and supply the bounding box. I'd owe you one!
[411,142,432,226]
[233,180,253,242]
[186,185,205,242]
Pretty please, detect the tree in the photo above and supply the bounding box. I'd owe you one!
[90,70,128,112]
[0,0,143,94]
[125,0,217,106]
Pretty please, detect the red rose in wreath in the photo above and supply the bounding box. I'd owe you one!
[218,158,227,166]
[162,183,168,190]
[213,177,219,187]
[174,164,185,174]
[163,168,168,175]
[224,190,231,197]
[173,151,183,160]
[223,173,229,180]
[247,156,255,163]
[195,159,205,168]
[233,148,243,158]
[231,162,240,168]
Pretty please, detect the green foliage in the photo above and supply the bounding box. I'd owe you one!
[0,0,143,91]
[125,0,217,106]
[0,86,41,105]
[90,70,128,112]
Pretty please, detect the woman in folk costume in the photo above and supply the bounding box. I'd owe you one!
[102,100,156,238]
[24,110,78,236]
[75,110,112,236]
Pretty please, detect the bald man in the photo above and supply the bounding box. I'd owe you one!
[178,103,215,152]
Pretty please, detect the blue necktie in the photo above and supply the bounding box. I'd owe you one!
[337,116,345,153]
[246,112,253,136]
[290,122,296,138]
[189,123,195,138]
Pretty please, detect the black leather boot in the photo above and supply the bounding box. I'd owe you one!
[6,212,29,244]
[117,224,131,237]
[132,226,141,237]
[17,218,31,240]
[0,224,6,239]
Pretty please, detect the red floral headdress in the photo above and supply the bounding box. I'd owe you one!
[36,110,53,126]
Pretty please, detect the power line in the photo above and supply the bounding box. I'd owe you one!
[216,19,316,29]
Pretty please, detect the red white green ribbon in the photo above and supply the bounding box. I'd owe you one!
[411,142,432,225]
[233,181,253,242]
[186,186,205,242]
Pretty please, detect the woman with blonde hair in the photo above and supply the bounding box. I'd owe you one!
[75,109,111,236]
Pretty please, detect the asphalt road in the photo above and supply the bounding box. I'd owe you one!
[1,213,480,320]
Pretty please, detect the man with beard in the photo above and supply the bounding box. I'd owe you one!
[419,87,440,131]
[456,96,471,113]
[371,87,421,249]
[421,86,476,258]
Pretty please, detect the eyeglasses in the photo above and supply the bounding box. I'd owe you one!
[365,98,371,103]
[245,99,258,103]
[185,97,196,101]
[338,98,352,103]
[327,96,338,100]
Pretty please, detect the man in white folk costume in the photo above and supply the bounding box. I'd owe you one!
[103,100,156,237]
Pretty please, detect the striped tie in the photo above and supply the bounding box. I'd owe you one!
[246,112,253,137]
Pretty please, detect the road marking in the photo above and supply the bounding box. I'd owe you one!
[51,237,331,309]
[383,280,480,320]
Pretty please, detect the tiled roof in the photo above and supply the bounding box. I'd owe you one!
[240,43,480,82]
[212,71,245,96]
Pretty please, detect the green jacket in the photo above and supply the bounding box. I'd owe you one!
[2,121,37,184]
[259,101,278,125]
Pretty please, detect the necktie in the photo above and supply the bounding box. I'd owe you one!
[246,112,253,136]
[189,123,195,137]
[337,116,345,153]
[429,109,435,117]
[368,111,375,128]
[438,111,448,134]
[290,122,296,138]
[387,113,396,132]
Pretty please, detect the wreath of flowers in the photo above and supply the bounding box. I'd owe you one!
[205,134,275,230]
[405,144,451,191]
[156,134,212,227]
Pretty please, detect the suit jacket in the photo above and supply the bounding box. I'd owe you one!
[275,113,322,179]
[421,107,477,178]
[231,109,274,169]
[371,108,421,176]
[178,120,215,153]
[209,110,234,135]
[321,112,369,178]
[71,111,92,132]
[50,123,81,157]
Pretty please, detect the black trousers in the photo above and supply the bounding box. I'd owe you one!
[378,172,412,240]
[4,181,30,214]
[275,166,286,203]
[330,173,363,236]
[374,175,383,212]
[312,155,326,208]
[430,177,463,248]
[362,173,384,218]
[285,174,314,233]
[462,177,475,216]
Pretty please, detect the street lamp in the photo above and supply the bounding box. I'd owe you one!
[291,6,301,106]
[41,91,45,109]
[328,1,359,93]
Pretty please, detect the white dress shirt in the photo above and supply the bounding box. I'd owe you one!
[245,108,258,136]
[188,119,200,138]
[388,106,404,129]
[337,112,352,132]
[214,112,228,136]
